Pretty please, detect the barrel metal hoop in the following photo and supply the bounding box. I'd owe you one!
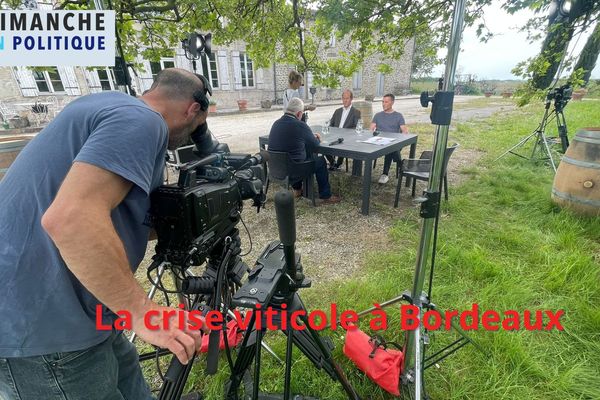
[552,188,600,207]
[562,156,600,170]
[574,135,600,145]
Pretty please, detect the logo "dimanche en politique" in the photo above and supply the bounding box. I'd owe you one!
[0,10,115,66]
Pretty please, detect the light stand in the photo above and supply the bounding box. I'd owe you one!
[354,1,480,399]
[310,87,317,104]
[182,32,213,73]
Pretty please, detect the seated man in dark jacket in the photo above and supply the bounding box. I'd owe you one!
[268,97,341,204]
[326,89,361,170]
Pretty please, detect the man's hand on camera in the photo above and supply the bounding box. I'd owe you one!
[314,132,322,142]
[132,303,209,365]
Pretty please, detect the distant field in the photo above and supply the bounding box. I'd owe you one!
[410,78,525,95]
[410,77,600,99]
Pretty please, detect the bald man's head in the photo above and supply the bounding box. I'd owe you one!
[148,68,206,103]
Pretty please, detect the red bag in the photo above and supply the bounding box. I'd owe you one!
[200,319,244,353]
[343,326,403,396]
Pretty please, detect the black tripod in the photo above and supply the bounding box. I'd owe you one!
[497,85,571,173]
[135,229,281,400]
[225,191,360,400]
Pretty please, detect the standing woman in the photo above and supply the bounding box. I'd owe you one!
[283,70,316,114]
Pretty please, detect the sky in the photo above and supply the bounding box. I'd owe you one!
[432,2,599,80]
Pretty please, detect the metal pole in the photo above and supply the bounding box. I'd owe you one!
[402,1,466,398]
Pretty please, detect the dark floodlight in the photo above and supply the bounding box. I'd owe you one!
[182,33,212,60]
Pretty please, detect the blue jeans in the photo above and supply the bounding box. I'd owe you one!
[0,332,152,400]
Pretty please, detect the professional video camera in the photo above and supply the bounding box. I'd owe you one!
[546,83,572,112]
[143,123,266,400]
[151,123,265,267]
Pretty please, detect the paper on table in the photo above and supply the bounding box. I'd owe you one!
[360,136,397,146]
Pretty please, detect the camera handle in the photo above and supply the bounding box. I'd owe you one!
[274,191,299,285]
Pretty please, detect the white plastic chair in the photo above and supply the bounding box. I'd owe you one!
[0,101,19,123]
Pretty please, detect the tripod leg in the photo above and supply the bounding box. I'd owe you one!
[495,131,539,161]
[253,329,263,400]
[288,294,360,400]
[225,313,258,399]
[283,324,294,399]
[539,131,558,172]
[557,110,569,152]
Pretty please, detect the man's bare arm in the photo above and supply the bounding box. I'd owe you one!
[42,162,204,364]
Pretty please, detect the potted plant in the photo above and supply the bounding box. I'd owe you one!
[237,99,248,111]
[480,80,495,97]
[572,88,587,101]
[260,99,272,109]
[208,100,217,113]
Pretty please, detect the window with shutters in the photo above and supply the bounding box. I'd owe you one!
[197,53,219,89]
[239,53,254,87]
[32,68,65,93]
[150,59,175,80]
[96,68,117,91]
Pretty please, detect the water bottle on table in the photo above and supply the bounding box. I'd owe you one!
[323,119,330,136]
[355,118,363,136]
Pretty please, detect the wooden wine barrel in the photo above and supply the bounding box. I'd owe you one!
[353,101,374,126]
[0,136,33,181]
[551,128,600,216]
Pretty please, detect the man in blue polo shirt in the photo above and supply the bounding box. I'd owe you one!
[0,68,209,400]
[370,93,409,184]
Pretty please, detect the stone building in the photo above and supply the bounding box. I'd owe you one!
[0,35,414,113]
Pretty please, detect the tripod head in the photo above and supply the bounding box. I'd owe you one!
[232,190,311,310]
[545,84,572,112]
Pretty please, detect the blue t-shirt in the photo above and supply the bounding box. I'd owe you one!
[372,111,406,133]
[0,92,168,357]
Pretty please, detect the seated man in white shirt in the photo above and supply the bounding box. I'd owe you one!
[326,89,361,170]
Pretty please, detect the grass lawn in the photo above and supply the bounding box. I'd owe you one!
[147,98,600,399]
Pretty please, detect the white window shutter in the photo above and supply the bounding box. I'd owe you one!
[217,50,230,90]
[174,48,192,70]
[359,69,363,89]
[57,67,81,95]
[231,51,242,90]
[84,69,102,93]
[13,67,38,97]
[256,68,264,90]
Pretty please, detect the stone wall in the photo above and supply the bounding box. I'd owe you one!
[1,36,415,109]
[0,68,22,101]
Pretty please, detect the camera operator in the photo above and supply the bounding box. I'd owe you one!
[0,68,210,400]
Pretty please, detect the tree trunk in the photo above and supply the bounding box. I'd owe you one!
[531,0,596,90]
[531,13,575,89]
[572,22,600,86]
